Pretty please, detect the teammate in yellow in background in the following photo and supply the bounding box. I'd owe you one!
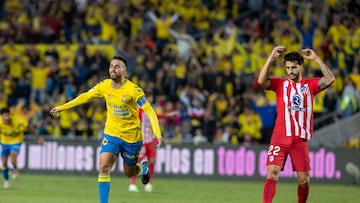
[0,107,44,188]
[49,55,162,203]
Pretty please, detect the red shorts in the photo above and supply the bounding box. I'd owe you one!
[266,137,310,171]
[138,139,157,162]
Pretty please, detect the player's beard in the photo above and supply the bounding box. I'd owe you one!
[110,72,121,83]
[288,73,299,81]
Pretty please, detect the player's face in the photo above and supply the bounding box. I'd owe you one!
[285,61,302,82]
[1,112,11,124]
[109,59,127,82]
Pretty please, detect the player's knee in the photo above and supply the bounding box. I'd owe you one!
[267,169,280,180]
[98,163,112,174]
[298,176,310,186]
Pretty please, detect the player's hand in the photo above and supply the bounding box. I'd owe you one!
[271,45,285,59]
[49,107,60,116]
[300,48,318,61]
[155,138,162,149]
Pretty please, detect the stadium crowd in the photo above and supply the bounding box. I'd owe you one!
[0,0,359,146]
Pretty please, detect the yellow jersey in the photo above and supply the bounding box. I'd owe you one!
[57,79,147,143]
[0,116,28,144]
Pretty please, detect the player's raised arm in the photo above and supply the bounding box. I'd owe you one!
[300,48,335,90]
[258,46,285,90]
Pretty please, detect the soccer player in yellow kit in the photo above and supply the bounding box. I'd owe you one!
[49,55,162,203]
[0,107,44,188]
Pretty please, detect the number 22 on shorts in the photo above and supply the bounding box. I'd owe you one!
[267,145,280,162]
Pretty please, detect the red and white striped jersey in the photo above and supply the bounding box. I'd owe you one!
[139,109,155,144]
[270,77,322,140]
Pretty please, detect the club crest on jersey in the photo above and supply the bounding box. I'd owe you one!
[122,94,126,102]
[300,85,309,94]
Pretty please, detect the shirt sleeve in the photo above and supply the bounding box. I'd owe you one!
[142,102,162,139]
[309,77,322,95]
[269,77,282,92]
[133,85,146,107]
[133,85,161,139]
[57,82,103,111]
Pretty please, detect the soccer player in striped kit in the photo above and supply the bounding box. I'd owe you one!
[258,46,335,203]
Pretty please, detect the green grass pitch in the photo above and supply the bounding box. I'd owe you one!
[0,174,358,203]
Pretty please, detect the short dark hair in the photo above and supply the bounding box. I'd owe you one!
[284,51,304,65]
[0,107,10,114]
[112,55,128,67]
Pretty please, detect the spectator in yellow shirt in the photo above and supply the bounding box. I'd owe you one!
[147,10,179,53]
[7,54,26,80]
[238,106,262,144]
[99,15,117,44]
[30,60,50,104]
[85,2,101,35]
[326,14,349,47]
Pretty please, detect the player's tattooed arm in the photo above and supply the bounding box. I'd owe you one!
[301,48,335,90]
[316,59,335,90]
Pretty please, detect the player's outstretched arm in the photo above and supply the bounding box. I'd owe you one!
[49,92,95,116]
[258,45,285,90]
[301,48,335,90]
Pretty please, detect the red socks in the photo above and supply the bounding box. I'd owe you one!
[297,184,310,203]
[263,179,310,203]
[263,179,277,203]
[149,162,154,184]
[129,176,136,184]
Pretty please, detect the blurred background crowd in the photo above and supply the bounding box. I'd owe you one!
[0,0,359,146]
